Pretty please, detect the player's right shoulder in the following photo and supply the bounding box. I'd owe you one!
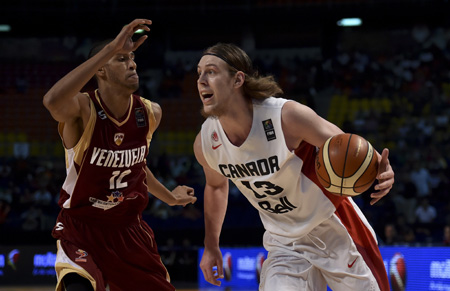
[193,133,206,164]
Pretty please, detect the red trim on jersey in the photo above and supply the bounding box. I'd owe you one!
[295,141,389,291]
[294,141,345,209]
[335,199,390,291]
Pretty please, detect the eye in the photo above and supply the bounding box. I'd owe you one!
[207,70,215,75]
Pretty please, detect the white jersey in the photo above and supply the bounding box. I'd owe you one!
[201,97,342,245]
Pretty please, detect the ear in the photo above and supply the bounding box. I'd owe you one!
[97,66,106,78]
[233,71,245,88]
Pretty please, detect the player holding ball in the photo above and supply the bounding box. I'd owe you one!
[194,43,394,290]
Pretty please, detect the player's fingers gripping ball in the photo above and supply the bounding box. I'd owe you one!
[315,133,379,196]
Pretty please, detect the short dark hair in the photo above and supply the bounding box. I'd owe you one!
[88,39,113,59]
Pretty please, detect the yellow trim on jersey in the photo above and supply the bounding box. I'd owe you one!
[55,265,97,291]
[58,93,97,168]
[140,97,156,147]
[94,89,133,127]
[55,241,97,291]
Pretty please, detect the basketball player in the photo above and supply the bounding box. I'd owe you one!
[43,19,196,291]
[194,43,395,291]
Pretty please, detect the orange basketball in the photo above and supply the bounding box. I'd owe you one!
[315,133,379,196]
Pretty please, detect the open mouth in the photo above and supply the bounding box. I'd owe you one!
[202,92,213,100]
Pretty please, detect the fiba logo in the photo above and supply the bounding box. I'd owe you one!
[223,252,232,281]
[390,252,406,291]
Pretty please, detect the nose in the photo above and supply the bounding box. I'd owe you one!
[129,59,137,70]
[197,72,206,85]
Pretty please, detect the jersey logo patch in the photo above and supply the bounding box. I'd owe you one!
[135,107,147,127]
[262,119,276,141]
[114,133,124,146]
[98,110,107,120]
[89,191,124,210]
[211,131,222,150]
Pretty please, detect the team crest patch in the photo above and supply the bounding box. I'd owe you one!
[75,249,88,263]
[211,131,219,142]
[114,133,124,146]
[262,119,276,141]
[135,107,147,127]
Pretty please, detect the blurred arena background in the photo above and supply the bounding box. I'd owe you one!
[0,0,450,290]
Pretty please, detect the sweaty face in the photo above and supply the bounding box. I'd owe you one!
[103,52,139,91]
[197,55,236,118]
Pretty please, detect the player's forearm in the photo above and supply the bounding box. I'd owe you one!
[145,167,176,205]
[203,185,228,248]
[43,44,116,111]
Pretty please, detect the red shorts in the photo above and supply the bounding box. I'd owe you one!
[53,209,174,291]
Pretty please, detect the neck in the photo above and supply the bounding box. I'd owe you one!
[219,98,253,147]
[97,87,133,119]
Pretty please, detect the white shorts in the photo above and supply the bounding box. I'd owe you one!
[259,214,381,291]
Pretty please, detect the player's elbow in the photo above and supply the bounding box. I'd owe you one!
[42,92,58,112]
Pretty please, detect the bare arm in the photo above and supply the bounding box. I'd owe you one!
[281,101,343,150]
[194,133,229,286]
[282,101,394,204]
[145,166,196,206]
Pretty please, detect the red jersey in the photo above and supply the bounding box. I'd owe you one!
[52,91,174,291]
[56,90,156,224]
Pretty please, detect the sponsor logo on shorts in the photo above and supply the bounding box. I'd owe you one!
[75,249,88,263]
[55,222,64,231]
[348,257,358,268]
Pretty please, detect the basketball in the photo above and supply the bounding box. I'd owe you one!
[315,133,379,196]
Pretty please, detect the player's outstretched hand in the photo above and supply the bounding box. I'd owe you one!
[109,18,152,54]
[169,185,196,206]
[200,246,224,286]
[370,148,394,205]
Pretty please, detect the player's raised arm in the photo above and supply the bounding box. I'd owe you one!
[42,19,152,123]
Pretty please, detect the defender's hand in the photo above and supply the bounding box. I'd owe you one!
[110,19,152,54]
[169,185,196,206]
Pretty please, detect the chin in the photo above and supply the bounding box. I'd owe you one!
[201,104,225,119]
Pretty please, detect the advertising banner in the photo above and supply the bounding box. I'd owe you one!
[198,246,450,290]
